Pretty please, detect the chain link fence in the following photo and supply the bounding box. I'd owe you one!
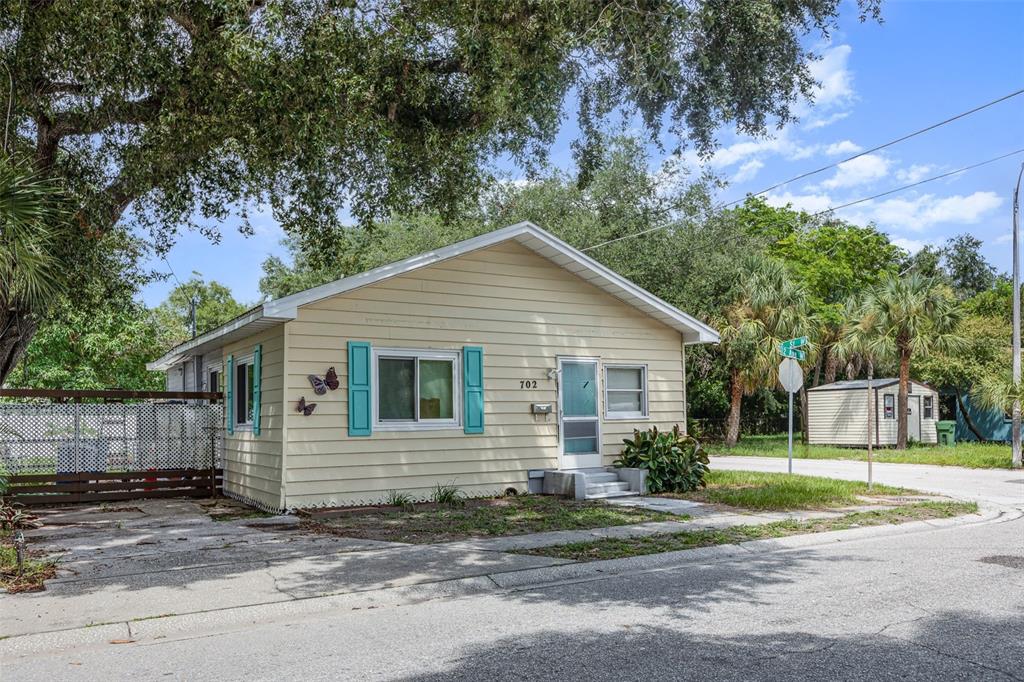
[0,402,223,476]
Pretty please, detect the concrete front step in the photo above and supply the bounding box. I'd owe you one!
[583,472,620,485]
[585,480,629,494]
[585,490,640,500]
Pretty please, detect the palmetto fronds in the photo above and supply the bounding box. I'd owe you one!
[720,255,811,394]
[0,157,66,311]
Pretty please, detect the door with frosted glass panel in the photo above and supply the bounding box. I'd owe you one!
[558,358,601,469]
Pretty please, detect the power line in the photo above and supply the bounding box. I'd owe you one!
[811,147,1024,215]
[725,87,1024,207]
[582,147,1024,252]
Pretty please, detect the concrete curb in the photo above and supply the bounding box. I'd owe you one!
[4,505,1014,657]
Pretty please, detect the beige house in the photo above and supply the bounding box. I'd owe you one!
[806,378,940,447]
[148,222,719,511]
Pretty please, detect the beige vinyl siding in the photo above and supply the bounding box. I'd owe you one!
[283,241,687,508]
[222,324,286,510]
[808,382,939,446]
[807,389,877,446]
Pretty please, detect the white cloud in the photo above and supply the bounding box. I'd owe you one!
[868,191,1003,231]
[805,111,850,130]
[890,237,930,254]
[764,191,834,214]
[808,45,855,109]
[819,154,891,190]
[895,164,935,183]
[994,233,1013,245]
[825,140,862,156]
[731,159,764,183]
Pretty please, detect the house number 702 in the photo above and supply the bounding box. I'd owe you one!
[520,380,538,389]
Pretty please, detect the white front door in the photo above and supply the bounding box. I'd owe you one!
[558,357,602,470]
[907,396,922,442]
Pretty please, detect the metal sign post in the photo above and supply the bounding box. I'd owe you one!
[778,340,806,474]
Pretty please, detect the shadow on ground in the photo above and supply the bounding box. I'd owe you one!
[395,611,1024,681]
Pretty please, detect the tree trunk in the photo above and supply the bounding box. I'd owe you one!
[725,370,743,447]
[896,349,911,450]
[0,307,37,386]
[823,348,839,385]
[955,390,987,442]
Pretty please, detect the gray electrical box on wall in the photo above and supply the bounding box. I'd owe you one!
[531,403,553,414]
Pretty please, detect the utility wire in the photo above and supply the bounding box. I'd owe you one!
[582,147,1024,252]
[810,147,1024,216]
[725,87,1024,206]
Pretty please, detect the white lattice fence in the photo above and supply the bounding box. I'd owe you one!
[0,402,223,476]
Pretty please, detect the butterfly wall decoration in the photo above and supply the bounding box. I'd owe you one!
[308,367,340,395]
[308,375,327,395]
[296,396,317,416]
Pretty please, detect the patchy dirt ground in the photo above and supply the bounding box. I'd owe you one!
[0,498,569,639]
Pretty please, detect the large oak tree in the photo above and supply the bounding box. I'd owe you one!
[0,0,880,382]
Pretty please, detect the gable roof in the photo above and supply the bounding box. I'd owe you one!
[808,378,935,392]
[148,221,720,371]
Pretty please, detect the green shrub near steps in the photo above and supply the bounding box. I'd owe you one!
[614,424,709,494]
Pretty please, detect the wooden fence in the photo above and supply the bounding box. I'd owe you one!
[6,468,223,505]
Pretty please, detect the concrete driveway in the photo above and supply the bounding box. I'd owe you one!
[711,455,1024,508]
[1,498,569,639]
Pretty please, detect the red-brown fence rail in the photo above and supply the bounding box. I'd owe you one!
[6,468,223,505]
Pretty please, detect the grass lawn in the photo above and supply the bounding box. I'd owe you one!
[0,543,56,593]
[669,469,907,511]
[707,434,1012,469]
[304,495,676,544]
[517,501,978,562]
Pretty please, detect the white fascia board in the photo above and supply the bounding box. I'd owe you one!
[146,307,277,371]
[260,220,720,344]
[519,226,721,343]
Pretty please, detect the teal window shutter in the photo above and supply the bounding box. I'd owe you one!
[347,341,372,436]
[252,344,263,436]
[463,346,484,434]
[226,354,234,435]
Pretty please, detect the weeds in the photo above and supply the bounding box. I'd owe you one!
[384,490,416,511]
[431,482,464,507]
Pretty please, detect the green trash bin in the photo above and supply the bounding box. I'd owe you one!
[937,420,956,446]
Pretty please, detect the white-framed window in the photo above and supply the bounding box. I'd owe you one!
[234,355,256,429]
[604,364,648,419]
[208,363,222,393]
[923,396,934,419]
[883,394,895,420]
[372,348,460,430]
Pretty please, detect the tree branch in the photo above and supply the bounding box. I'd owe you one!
[51,93,164,138]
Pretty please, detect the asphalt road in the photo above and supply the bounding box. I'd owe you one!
[5,460,1024,681]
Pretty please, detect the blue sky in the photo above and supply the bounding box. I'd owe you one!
[142,0,1024,307]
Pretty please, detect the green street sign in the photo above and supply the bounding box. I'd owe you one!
[780,336,809,353]
[780,348,806,361]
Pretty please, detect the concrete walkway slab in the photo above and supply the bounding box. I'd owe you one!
[1,500,570,639]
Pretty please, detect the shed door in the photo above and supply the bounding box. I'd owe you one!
[559,358,601,470]
[907,396,922,442]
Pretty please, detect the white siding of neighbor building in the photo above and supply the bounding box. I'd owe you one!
[221,325,286,510]
[807,382,939,446]
[280,241,688,508]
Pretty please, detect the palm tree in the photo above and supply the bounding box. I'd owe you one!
[0,156,65,381]
[834,295,897,485]
[719,255,810,447]
[0,157,63,309]
[853,274,963,449]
